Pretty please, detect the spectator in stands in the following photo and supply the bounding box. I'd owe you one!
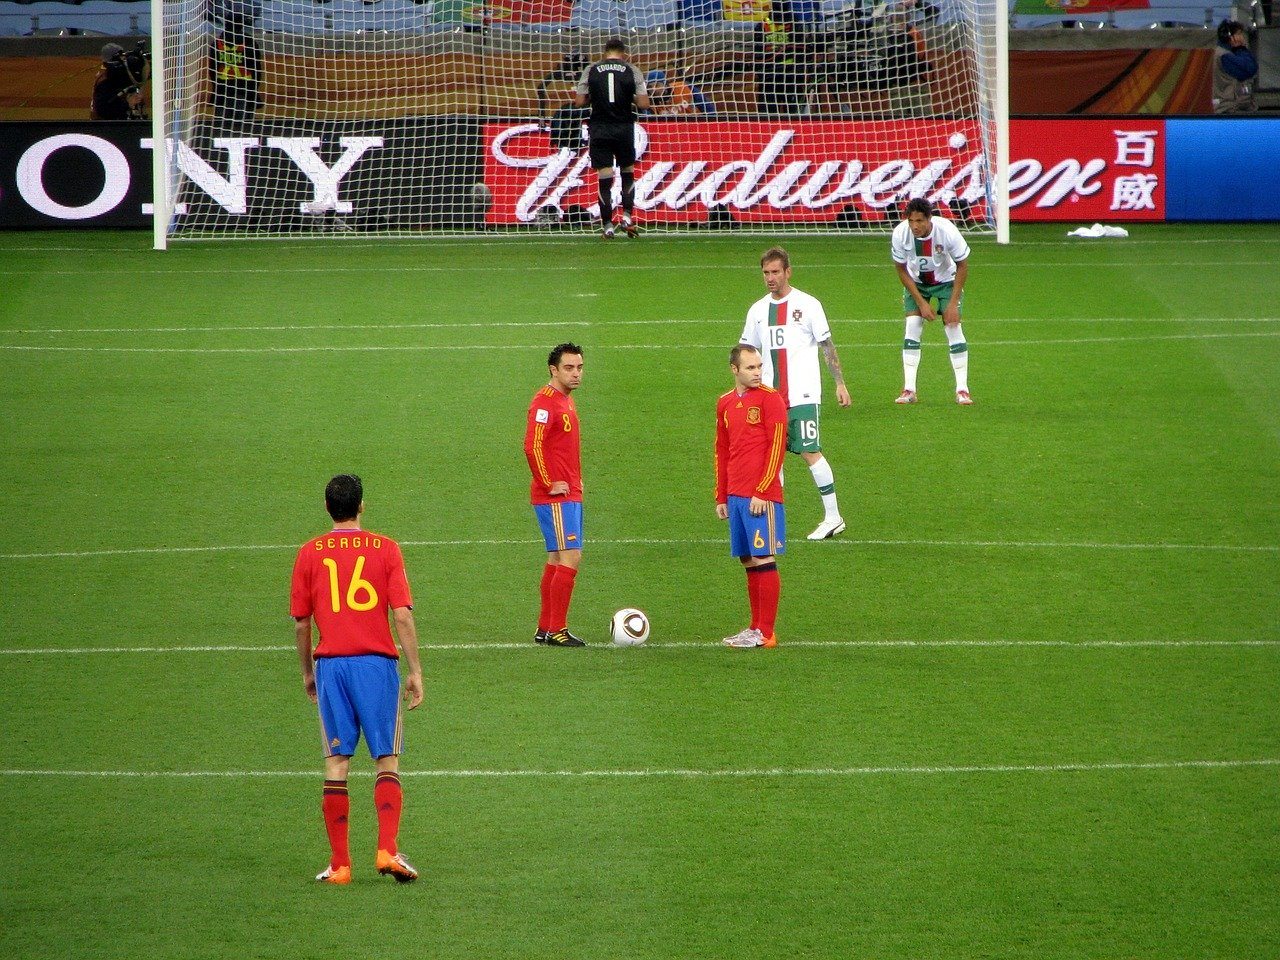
[210,3,262,122]
[898,0,940,27]
[645,69,715,116]
[1214,19,1258,114]
[91,42,148,120]
[538,52,589,126]
[879,13,930,89]
[756,3,803,117]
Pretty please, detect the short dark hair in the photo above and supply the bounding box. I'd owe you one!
[548,342,584,368]
[325,474,362,522]
[604,37,628,55]
[1218,19,1244,43]
[905,198,934,219]
[760,246,790,270]
[730,344,760,367]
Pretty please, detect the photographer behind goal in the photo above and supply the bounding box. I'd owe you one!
[91,42,150,120]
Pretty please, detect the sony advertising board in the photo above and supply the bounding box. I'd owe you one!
[0,118,483,231]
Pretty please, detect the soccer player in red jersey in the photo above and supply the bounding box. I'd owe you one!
[715,345,788,649]
[291,474,424,885]
[524,343,588,647]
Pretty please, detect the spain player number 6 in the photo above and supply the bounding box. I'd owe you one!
[321,556,380,613]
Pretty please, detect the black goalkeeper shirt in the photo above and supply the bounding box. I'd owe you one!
[575,60,648,131]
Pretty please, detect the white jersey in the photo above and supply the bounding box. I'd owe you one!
[891,216,970,285]
[739,287,831,407]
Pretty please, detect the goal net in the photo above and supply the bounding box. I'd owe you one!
[153,0,1004,242]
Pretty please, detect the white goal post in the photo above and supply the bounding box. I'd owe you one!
[152,0,1008,246]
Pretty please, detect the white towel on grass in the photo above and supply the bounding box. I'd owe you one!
[1067,223,1130,238]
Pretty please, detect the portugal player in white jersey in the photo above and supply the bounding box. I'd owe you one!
[739,247,851,541]
[891,198,972,405]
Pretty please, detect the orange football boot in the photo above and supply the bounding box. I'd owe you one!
[376,850,419,883]
[315,864,352,885]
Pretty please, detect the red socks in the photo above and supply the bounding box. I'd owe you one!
[747,563,781,637]
[538,562,557,631]
[746,567,762,629]
[324,774,405,867]
[322,780,350,869]
[375,771,402,856]
[549,565,578,631]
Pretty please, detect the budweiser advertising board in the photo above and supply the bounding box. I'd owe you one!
[1011,118,1165,222]
[483,117,1166,225]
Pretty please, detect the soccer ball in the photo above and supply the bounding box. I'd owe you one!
[609,608,649,647]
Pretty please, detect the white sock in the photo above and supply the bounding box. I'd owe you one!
[903,315,924,391]
[808,456,840,520]
[945,322,968,392]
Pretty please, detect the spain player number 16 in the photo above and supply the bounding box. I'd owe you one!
[321,556,379,613]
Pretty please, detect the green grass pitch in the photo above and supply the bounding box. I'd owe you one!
[1,224,1277,959]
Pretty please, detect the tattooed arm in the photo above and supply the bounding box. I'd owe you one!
[820,339,852,407]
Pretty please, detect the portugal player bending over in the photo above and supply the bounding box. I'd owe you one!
[525,343,588,647]
[892,198,972,405]
[716,345,787,649]
[291,474,424,885]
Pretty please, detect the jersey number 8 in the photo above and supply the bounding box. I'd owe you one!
[321,555,379,613]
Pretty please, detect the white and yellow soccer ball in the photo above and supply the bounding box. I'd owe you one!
[609,608,650,647]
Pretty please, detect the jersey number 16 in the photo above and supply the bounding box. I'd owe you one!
[321,556,379,613]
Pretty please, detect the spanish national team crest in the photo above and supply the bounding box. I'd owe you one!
[747,406,762,424]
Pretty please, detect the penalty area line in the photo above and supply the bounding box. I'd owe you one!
[1,759,1276,779]
[0,259,1274,279]
[2,331,1279,355]
[4,317,1278,336]
[2,535,1276,561]
[1,639,1276,655]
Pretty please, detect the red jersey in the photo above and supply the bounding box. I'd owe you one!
[715,385,787,503]
[290,529,413,659]
[525,384,582,505]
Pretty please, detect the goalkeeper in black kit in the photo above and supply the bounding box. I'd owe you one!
[573,38,651,240]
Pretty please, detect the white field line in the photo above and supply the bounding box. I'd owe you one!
[0,260,1273,279]
[2,535,1276,561]
[1,758,1276,779]
[3,316,1278,336]
[1,639,1277,655]
[4,331,1280,355]
[0,234,1275,254]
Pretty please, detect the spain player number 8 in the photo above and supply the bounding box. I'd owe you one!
[321,555,380,613]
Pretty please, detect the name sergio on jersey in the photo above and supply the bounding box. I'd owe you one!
[315,535,384,551]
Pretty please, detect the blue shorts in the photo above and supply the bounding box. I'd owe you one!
[726,495,786,558]
[315,654,403,759]
[533,500,584,552]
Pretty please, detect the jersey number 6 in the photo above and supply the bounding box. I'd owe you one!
[321,555,379,613]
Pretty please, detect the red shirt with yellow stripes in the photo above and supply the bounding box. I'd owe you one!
[715,385,787,504]
[525,384,582,505]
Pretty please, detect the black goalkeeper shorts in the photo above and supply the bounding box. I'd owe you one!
[588,131,636,171]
